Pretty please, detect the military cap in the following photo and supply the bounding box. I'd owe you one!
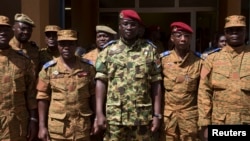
[224,15,246,28]
[96,25,117,35]
[57,29,77,41]
[14,13,35,27]
[44,25,61,32]
[0,15,11,26]
[119,9,143,25]
[170,22,193,34]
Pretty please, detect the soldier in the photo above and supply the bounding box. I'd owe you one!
[0,15,38,141]
[198,15,250,141]
[159,22,202,141]
[39,25,61,70]
[37,29,96,141]
[9,13,40,75]
[94,9,162,141]
[83,25,117,66]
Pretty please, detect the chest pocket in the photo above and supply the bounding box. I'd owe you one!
[163,63,176,90]
[76,72,91,99]
[134,61,151,79]
[107,59,126,79]
[212,67,230,90]
[240,71,250,91]
[184,73,200,92]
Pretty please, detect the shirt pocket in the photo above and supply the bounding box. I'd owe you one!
[136,103,152,123]
[107,60,125,79]
[48,113,67,134]
[185,73,200,92]
[211,68,230,90]
[240,71,250,91]
[134,61,150,79]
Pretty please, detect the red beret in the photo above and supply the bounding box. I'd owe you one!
[170,22,193,33]
[119,9,143,24]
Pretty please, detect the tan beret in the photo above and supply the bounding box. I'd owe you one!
[224,15,246,28]
[15,13,35,27]
[45,25,61,32]
[0,15,11,26]
[57,29,77,41]
[96,25,117,35]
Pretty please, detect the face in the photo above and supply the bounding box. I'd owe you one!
[119,18,139,41]
[45,31,58,47]
[13,22,33,43]
[0,25,12,49]
[224,27,246,47]
[217,35,226,48]
[171,31,192,51]
[96,32,113,48]
[58,40,77,59]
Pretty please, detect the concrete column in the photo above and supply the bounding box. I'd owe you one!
[21,0,50,48]
[71,0,98,49]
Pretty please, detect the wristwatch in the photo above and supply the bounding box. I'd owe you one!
[153,114,163,119]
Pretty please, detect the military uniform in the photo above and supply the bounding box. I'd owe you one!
[83,48,99,66]
[36,30,96,141]
[95,38,162,140]
[198,15,250,130]
[0,15,37,141]
[10,14,39,75]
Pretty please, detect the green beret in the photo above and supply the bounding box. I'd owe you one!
[15,13,35,27]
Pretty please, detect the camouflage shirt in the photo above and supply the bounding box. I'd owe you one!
[198,45,250,126]
[95,39,162,126]
[9,37,40,75]
[161,50,202,119]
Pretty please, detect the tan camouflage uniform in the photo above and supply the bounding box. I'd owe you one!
[95,39,162,141]
[9,37,39,75]
[0,48,37,140]
[36,57,95,141]
[198,45,250,126]
[160,50,202,141]
[83,48,100,66]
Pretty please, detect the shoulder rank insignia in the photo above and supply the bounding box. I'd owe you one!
[101,40,117,49]
[43,60,57,69]
[146,39,157,48]
[81,58,94,66]
[16,50,30,59]
[194,52,202,59]
[201,48,221,59]
[159,50,171,58]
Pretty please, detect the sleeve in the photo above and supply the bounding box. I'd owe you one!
[150,47,163,83]
[36,67,51,101]
[198,56,213,126]
[95,48,108,82]
[25,60,38,110]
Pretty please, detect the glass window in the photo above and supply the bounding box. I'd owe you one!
[99,0,135,8]
[139,0,174,7]
[179,0,217,7]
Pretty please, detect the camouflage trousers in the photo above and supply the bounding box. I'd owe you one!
[160,115,199,141]
[104,124,156,141]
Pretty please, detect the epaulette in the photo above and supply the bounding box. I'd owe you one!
[42,60,57,69]
[146,40,157,48]
[16,50,30,59]
[81,58,94,66]
[29,41,39,49]
[159,50,171,58]
[194,52,202,59]
[101,40,117,49]
[201,48,221,59]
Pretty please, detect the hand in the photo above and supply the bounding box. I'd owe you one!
[151,117,161,132]
[27,120,38,141]
[96,114,107,133]
[200,126,208,141]
[90,118,99,135]
[38,126,50,141]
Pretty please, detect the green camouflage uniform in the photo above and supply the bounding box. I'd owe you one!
[198,45,250,126]
[160,50,202,141]
[95,39,162,141]
[0,48,37,140]
[36,57,95,141]
[9,37,40,75]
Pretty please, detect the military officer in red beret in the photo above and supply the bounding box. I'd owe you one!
[159,21,202,141]
[94,9,163,141]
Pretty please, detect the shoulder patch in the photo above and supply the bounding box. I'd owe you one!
[81,58,94,66]
[159,50,171,58]
[16,50,30,59]
[43,60,57,69]
[101,40,117,49]
[201,48,221,59]
[146,40,157,48]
